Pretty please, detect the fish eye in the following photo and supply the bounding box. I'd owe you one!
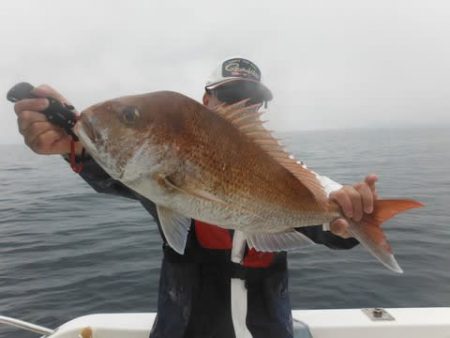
[121,106,140,124]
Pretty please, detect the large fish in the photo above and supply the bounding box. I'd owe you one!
[74,91,423,273]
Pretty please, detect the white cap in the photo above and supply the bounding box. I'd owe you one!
[205,57,273,101]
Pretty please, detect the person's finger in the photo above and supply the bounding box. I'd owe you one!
[32,84,69,104]
[24,122,65,152]
[17,110,48,134]
[330,218,351,238]
[14,98,49,115]
[355,182,374,214]
[27,129,71,155]
[365,174,378,191]
[330,189,353,219]
[347,186,363,222]
[371,190,379,200]
[49,136,73,155]
[24,120,56,140]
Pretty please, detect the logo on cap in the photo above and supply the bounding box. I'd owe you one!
[222,58,261,82]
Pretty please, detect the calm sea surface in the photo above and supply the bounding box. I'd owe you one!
[1,128,449,337]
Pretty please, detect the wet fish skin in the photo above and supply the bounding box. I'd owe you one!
[74,91,423,273]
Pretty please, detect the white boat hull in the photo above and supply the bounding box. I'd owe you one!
[43,307,450,338]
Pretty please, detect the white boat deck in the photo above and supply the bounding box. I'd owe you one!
[294,308,450,338]
[25,307,449,338]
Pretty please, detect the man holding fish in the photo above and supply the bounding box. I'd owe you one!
[13,57,419,338]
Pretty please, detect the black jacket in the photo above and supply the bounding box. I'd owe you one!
[76,156,358,338]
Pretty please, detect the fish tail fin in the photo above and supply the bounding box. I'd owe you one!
[347,199,423,273]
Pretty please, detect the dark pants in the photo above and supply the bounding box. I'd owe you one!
[149,250,293,338]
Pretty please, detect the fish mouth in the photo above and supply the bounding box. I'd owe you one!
[74,115,98,144]
[73,112,122,180]
[74,113,104,162]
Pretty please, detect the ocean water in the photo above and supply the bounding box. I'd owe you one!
[1,127,449,337]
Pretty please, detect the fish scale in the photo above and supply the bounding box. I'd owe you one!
[74,90,423,273]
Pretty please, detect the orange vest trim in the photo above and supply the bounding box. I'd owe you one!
[194,221,275,267]
[195,220,233,249]
[242,248,274,268]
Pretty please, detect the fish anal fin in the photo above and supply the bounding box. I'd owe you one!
[246,231,315,252]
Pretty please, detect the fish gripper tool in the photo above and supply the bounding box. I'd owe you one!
[7,82,79,140]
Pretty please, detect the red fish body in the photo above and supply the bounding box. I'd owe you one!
[75,91,423,273]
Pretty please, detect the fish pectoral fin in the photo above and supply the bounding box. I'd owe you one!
[246,231,315,252]
[185,188,226,204]
[156,205,191,254]
[160,174,227,205]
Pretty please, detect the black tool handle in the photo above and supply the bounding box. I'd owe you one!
[7,82,78,140]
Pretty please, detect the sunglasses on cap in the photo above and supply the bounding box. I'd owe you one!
[210,82,266,106]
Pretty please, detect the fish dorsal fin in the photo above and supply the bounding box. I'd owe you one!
[215,102,328,205]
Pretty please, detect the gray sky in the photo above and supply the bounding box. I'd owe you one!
[1,0,450,144]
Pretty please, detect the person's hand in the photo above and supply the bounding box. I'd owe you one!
[14,84,82,155]
[328,175,378,238]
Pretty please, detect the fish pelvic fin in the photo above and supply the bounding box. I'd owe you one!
[214,102,328,206]
[347,199,424,273]
[156,205,192,254]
